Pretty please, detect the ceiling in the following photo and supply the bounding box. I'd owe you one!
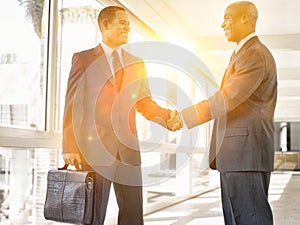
[118,0,300,121]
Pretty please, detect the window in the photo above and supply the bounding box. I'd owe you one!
[0,0,48,130]
[0,1,61,224]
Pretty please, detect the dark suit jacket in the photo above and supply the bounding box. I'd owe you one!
[62,44,171,166]
[182,37,277,172]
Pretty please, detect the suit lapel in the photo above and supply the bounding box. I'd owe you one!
[92,45,115,86]
[120,49,141,92]
[220,37,258,90]
[90,47,143,93]
[220,52,236,89]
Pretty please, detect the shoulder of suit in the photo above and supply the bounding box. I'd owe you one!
[239,36,264,54]
[249,37,271,54]
[75,46,99,56]
[122,49,144,65]
[71,45,103,70]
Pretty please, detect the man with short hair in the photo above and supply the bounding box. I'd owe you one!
[62,6,177,225]
[180,1,277,224]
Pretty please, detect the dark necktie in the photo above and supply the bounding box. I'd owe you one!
[111,50,124,92]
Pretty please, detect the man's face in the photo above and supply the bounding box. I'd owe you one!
[221,6,243,43]
[106,10,130,48]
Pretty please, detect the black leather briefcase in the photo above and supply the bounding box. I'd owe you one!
[44,164,95,224]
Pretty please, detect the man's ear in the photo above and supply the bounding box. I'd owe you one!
[101,19,109,30]
[241,13,249,24]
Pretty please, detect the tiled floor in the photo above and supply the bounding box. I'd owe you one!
[143,171,300,225]
[3,171,295,224]
[103,171,299,225]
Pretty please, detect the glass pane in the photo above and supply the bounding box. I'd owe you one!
[0,0,49,130]
[56,0,102,131]
[274,122,300,171]
[0,147,61,224]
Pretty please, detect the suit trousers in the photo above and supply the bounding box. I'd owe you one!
[83,162,144,225]
[220,171,273,225]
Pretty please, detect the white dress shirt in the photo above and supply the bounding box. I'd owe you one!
[100,41,124,80]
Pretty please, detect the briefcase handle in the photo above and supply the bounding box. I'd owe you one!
[59,160,81,170]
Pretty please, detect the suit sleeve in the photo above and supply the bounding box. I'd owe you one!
[62,53,85,154]
[182,49,266,129]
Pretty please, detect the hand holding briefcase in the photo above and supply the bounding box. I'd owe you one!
[44,163,95,224]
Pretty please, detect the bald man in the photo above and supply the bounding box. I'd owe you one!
[180,1,277,224]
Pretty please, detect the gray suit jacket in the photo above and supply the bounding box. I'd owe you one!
[62,45,171,166]
[182,37,277,172]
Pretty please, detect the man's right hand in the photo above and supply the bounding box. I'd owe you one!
[167,110,183,131]
[63,153,82,166]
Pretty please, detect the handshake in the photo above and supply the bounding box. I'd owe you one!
[167,110,183,131]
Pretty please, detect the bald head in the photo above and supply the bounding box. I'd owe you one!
[221,1,258,43]
[228,1,258,25]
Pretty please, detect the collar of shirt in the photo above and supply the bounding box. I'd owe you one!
[234,32,257,54]
[100,41,124,80]
[100,41,123,66]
